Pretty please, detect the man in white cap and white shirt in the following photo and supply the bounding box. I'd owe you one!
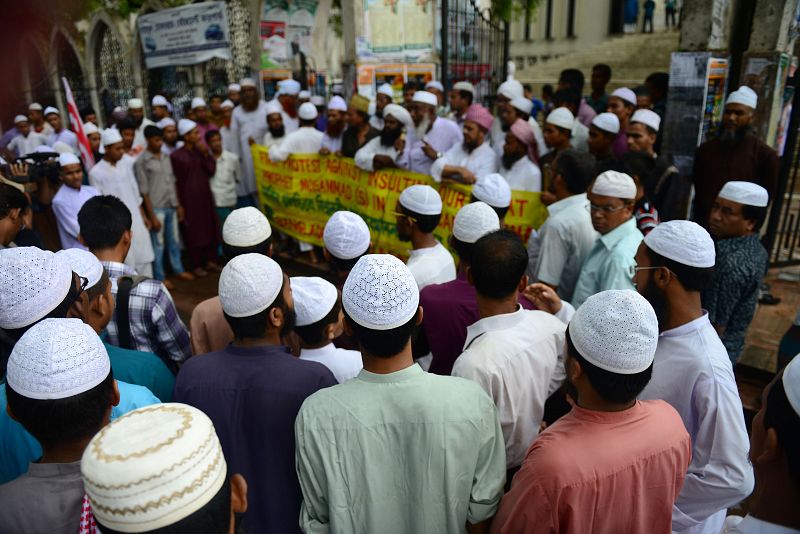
[510,95,548,159]
[607,87,637,159]
[7,115,47,156]
[231,78,269,207]
[228,82,242,106]
[150,94,170,122]
[370,82,395,130]
[633,220,754,534]
[425,79,449,116]
[571,170,643,308]
[262,99,286,148]
[28,102,54,136]
[323,210,371,287]
[269,102,324,162]
[430,103,498,184]
[489,77,524,157]
[319,95,348,154]
[539,107,578,176]
[354,103,412,171]
[703,181,770,364]
[83,121,102,161]
[127,98,155,149]
[447,81,475,128]
[88,129,155,276]
[405,90,462,175]
[156,117,182,155]
[471,173,512,222]
[396,184,456,289]
[692,85,779,227]
[82,403,248,534]
[587,111,620,163]
[275,78,301,133]
[493,290,691,533]
[218,98,236,152]
[295,254,507,533]
[44,106,79,153]
[52,153,99,250]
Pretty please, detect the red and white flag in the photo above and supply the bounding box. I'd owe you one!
[62,77,95,170]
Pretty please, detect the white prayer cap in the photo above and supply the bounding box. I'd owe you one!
[377,83,394,98]
[156,118,176,129]
[546,107,575,130]
[53,142,73,155]
[219,253,284,318]
[191,97,207,110]
[591,112,620,134]
[56,248,104,290]
[718,181,769,207]
[610,87,637,107]
[498,79,524,100]
[82,403,227,532]
[7,318,110,399]
[58,152,80,167]
[726,85,757,109]
[398,184,442,215]
[425,80,444,92]
[291,277,339,327]
[298,90,311,99]
[310,95,325,106]
[127,98,144,109]
[511,96,534,115]
[453,81,475,94]
[44,106,60,116]
[83,122,100,135]
[328,95,347,112]
[569,290,659,374]
[783,355,800,417]
[0,247,73,330]
[178,119,197,136]
[101,128,123,147]
[384,104,413,129]
[221,99,234,109]
[342,254,419,330]
[643,220,715,268]
[412,91,438,107]
[28,102,43,111]
[266,99,283,116]
[472,173,512,209]
[222,206,272,247]
[279,79,301,96]
[324,211,371,260]
[228,82,242,92]
[240,77,257,88]
[453,202,500,244]
[298,102,318,120]
[13,115,28,124]
[591,170,637,199]
[151,95,168,107]
[631,109,661,132]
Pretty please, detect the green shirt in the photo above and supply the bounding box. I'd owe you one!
[295,364,506,533]
[102,334,175,402]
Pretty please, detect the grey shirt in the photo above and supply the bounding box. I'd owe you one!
[0,461,84,534]
[133,150,179,209]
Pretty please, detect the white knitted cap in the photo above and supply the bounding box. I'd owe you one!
[291,276,339,327]
[101,128,122,147]
[240,78,257,88]
[29,102,43,111]
[266,100,283,116]
[13,115,28,124]
[718,181,769,207]
[453,202,500,244]
[221,99,234,109]
[219,253,283,317]
[498,79,524,100]
[191,97,207,109]
[546,107,575,130]
[412,91,438,107]
[611,87,637,107]
[592,112,620,134]
[398,184,442,216]
[783,355,800,417]
[7,318,110,399]
[58,153,80,167]
[310,95,325,106]
[425,80,444,92]
[324,211,370,260]
[82,403,227,532]
[84,122,100,135]
[631,109,661,132]
[592,170,637,199]
[222,207,272,247]
[57,248,104,289]
[178,119,197,136]
[151,95,168,107]
[726,85,757,109]
[156,118,176,129]
[44,106,60,116]
[342,254,419,330]
[228,83,242,92]
[472,173,511,208]
[127,98,144,109]
[299,90,311,99]
[377,83,394,98]
[453,81,475,94]
[569,290,659,374]
[643,220,715,268]
[511,96,533,115]
[384,104,413,130]
[328,96,347,112]
[0,247,73,329]
[298,102,318,120]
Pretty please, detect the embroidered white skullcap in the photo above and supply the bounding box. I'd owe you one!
[291,277,339,327]
[34,145,55,154]
[546,107,575,130]
[228,82,242,92]
[58,152,80,167]
[328,96,347,112]
[498,79,524,100]
[718,181,769,207]
[298,102,318,120]
[783,355,800,417]
[156,118,176,129]
[221,99,234,109]
[101,128,123,146]
[29,102,43,111]
[82,403,227,532]
[222,206,272,247]
[7,319,110,400]
[592,170,636,199]
[378,83,394,98]
[643,220,715,268]
[83,122,100,135]
[191,97,207,109]
[384,104,412,130]
[0,247,73,329]
[412,91,438,107]
[453,202,500,244]
[178,119,197,136]
[511,96,533,115]
[631,109,661,132]
[342,254,419,330]
[44,106,60,116]
[298,90,311,100]
[453,81,475,94]
[56,248,104,290]
[127,98,144,109]
[726,85,757,109]
[266,99,283,116]
[279,79,301,96]
[398,184,442,215]
[324,211,370,260]
[310,95,325,106]
[219,253,283,317]
[13,115,28,124]
[611,87,637,107]
[472,173,512,209]
[569,290,659,374]
[425,80,444,92]
[592,112,620,134]
[53,142,73,155]
[240,77,257,88]
[151,95,168,107]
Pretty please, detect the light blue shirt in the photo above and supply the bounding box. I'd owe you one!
[571,217,642,308]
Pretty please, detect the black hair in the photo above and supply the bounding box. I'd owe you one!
[224,281,287,340]
[80,106,96,121]
[400,204,441,234]
[644,247,715,292]
[469,193,509,220]
[553,149,595,195]
[144,125,163,139]
[7,371,115,447]
[566,329,653,404]
[205,129,222,144]
[344,310,418,358]
[209,94,224,102]
[634,85,650,97]
[78,195,132,250]
[458,90,474,105]
[328,253,364,273]
[449,235,476,265]
[559,69,585,92]
[553,88,581,109]
[742,204,769,232]
[470,230,527,299]
[86,270,111,302]
[295,299,341,346]
[116,118,136,132]
[542,84,554,97]
[622,150,656,193]
[3,272,83,342]
[645,72,669,98]
[0,183,29,219]
[403,81,419,92]
[300,118,317,128]
[764,371,800,487]
[222,237,273,261]
[593,63,612,80]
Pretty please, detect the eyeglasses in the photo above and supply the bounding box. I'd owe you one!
[392,211,417,223]
[590,203,628,214]
[628,265,677,279]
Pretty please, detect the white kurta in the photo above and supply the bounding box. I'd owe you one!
[406,242,456,290]
[261,131,284,148]
[47,129,79,153]
[210,151,240,208]
[500,155,542,192]
[406,118,462,176]
[321,132,343,153]
[489,117,548,160]
[639,313,754,534]
[7,132,47,156]
[230,101,269,196]
[299,344,363,384]
[369,115,384,131]
[51,184,99,250]
[571,121,589,152]
[268,127,324,162]
[429,141,498,183]
[354,136,409,172]
[280,108,299,134]
[133,118,156,149]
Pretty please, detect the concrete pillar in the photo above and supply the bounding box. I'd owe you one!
[679,0,734,51]
[749,0,799,52]
[341,0,358,99]
[192,64,205,99]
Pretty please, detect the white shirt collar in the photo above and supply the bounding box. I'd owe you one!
[463,305,525,350]
[659,312,711,339]
[408,242,445,258]
[547,193,588,217]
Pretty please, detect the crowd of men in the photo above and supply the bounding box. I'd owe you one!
[0,61,797,534]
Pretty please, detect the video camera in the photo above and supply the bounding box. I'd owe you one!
[7,151,61,185]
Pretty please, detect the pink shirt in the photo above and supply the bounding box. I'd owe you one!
[492,400,691,534]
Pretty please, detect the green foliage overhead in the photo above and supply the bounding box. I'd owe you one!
[491,0,541,23]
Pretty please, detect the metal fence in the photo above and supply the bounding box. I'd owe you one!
[94,24,135,121]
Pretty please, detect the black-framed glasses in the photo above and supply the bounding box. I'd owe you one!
[78,276,89,294]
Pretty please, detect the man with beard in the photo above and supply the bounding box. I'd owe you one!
[151,95,170,122]
[269,103,323,162]
[156,118,182,155]
[354,104,412,171]
[127,98,155,150]
[174,253,336,534]
[262,100,286,148]
[430,104,497,184]
[406,91,462,175]
[276,78,301,133]
[340,95,379,158]
[319,96,347,154]
[448,81,474,129]
[370,83,394,130]
[587,112,619,166]
[231,78,269,208]
[500,118,542,192]
[691,86,779,227]
[228,82,241,107]
[607,87,636,160]
[489,78,523,159]
[634,220,754,534]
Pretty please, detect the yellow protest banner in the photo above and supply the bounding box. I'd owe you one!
[253,146,548,258]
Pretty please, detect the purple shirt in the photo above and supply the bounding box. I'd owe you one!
[612,130,629,160]
[421,271,535,375]
[577,99,597,128]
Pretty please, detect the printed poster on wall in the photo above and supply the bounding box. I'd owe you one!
[260,0,318,70]
[361,0,434,61]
